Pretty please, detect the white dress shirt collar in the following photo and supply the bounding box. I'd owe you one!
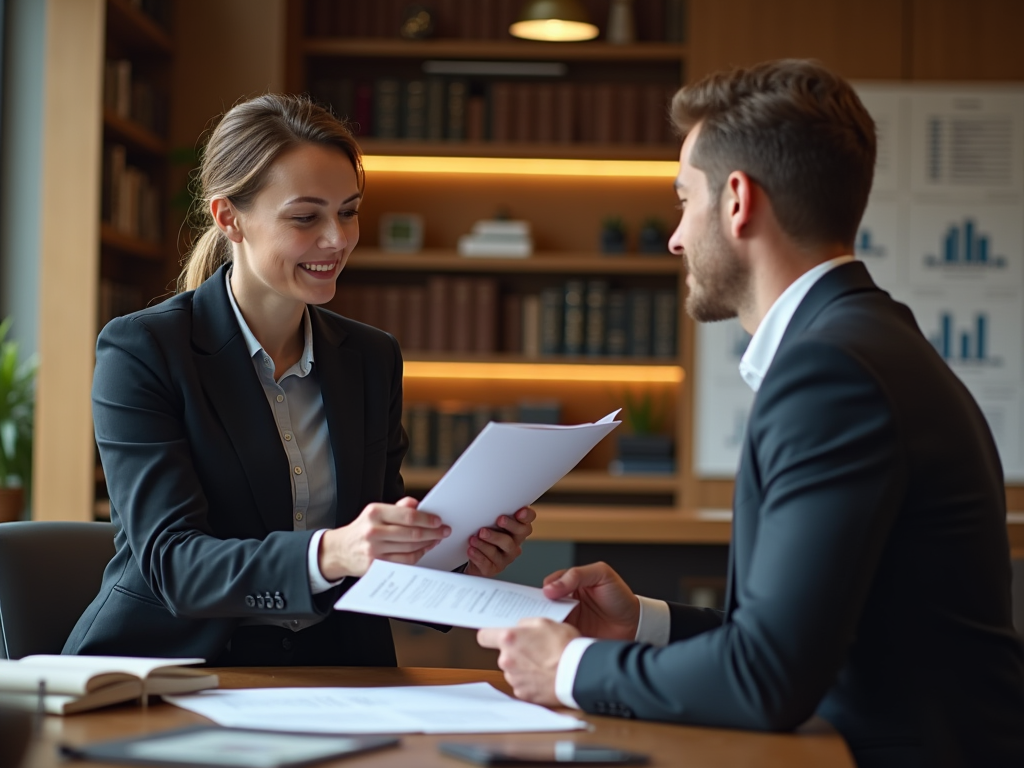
[738,255,855,392]
[225,268,315,377]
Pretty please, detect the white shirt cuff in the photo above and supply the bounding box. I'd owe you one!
[555,637,597,709]
[635,596,671,646]
[307,529,344,594]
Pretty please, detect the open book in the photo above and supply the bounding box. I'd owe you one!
[0,655,217,715]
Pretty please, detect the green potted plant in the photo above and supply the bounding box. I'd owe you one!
[0,317,37,522]
[599,215,627,254]
[610,388,675,475]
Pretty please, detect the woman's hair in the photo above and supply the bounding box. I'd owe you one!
[177,94,363,293]
[670,59,876,249]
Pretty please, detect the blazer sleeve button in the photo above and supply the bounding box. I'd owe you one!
[256,594,265,609]
[274,592,285,610]
[245,595,256,608]
[263,591,273,609]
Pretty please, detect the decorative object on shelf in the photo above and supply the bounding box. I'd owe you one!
[606,0,636,45]
[609,388,674,475]
[380,213,425,253]
[638,217,669,254]
[458,219,533,258]
[0,318,37,523]
[400,4,435,40]
[509,0,599,42]
[599,215,627,254]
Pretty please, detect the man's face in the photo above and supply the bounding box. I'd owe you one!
[668,124,750,323]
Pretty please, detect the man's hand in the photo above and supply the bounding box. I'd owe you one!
[542,562,640,641]
[477,618,580,706]
[318,497,451,580]
[464,506,536,577]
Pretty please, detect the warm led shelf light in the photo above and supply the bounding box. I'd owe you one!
[510,0,599,42]
[362,155,678,178]
[404,361,684,383]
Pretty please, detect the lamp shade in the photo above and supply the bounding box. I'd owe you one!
[509,0,600,42]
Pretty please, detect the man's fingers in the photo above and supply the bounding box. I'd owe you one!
[543,562,615,598]
[477,627,510,649]
[542,569,569,588]
[376,503,446,529]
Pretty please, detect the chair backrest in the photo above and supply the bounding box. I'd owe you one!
[0,521,115,659]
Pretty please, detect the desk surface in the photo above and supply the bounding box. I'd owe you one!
[23,667,854,768]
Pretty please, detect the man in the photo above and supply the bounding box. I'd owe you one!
[478,60,1024,768]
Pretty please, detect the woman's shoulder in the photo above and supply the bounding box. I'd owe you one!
[97,291,195,349]
[312,304,397,348]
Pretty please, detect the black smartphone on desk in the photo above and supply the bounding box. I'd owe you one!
[439,741,649,766]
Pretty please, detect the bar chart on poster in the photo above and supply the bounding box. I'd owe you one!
[694,84,1024,482]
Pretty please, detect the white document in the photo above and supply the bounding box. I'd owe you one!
[415,410,621,571]
[334,560,577,629]
[165,683,586,734]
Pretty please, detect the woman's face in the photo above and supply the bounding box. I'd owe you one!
[231,142,361,311]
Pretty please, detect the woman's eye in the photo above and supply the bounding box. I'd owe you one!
[293,215,316,224]
[340,210,359,220]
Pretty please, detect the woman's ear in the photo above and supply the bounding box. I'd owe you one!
[211,198,244,243]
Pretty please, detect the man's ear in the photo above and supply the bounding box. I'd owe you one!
[723,171,754,240]
[210,198,243,243]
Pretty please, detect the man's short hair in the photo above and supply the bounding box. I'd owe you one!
[670,59,876,248]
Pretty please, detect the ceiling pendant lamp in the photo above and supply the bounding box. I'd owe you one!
[509,0,600,42]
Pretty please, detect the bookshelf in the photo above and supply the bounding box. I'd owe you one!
[94,0,176,518]
[284,0,714,528]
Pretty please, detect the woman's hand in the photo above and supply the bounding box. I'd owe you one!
[464,506,536,577]
[317,497,451,580]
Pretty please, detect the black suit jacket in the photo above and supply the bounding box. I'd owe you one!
[64,264,407,665]
[573,262,1024,767]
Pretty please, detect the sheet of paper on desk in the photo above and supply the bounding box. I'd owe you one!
[416,409,621,571]
[165,683,586,734]
[334,560,577,629]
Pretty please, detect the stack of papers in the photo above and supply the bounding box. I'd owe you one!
[416,410,621,572]
[458,219,533,258]
[166,684,586,734]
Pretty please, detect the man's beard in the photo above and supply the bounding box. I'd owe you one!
[684,212,750,323]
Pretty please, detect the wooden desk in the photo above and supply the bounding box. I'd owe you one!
[23,667,854,768]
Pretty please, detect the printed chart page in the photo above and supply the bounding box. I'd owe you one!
[416,410,620,571]
[334,560,577,629]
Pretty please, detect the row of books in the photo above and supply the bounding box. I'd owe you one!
[311,78,678,146]
[306,0,687,43]
[404,401,562,469]
[102,145,163,243]
[333,278,678,359]
[103,59,168,137]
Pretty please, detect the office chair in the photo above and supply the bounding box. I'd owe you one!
[0,521,115,659]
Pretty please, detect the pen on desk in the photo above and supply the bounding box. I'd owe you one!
[35,678,45,732]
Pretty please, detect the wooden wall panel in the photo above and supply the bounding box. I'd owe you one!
[687,0,905,83]
[910,0,1024,80]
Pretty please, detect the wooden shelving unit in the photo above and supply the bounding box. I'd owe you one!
[303,38,687,62]
[345,249,683,275]
[356,140,680,161]
[94,0,175,519]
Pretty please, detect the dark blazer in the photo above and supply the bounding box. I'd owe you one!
[64,264,407,666]
[572,262,1024,767]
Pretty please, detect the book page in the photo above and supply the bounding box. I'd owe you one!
[335,560,577,629]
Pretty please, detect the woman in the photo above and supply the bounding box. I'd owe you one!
[65,94,535,666]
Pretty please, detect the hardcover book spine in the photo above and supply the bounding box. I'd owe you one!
[374,79,401,139]
[628,288,653,357]
[562,279,585,356]
[450,277,475,353]
[539,287,563,356]
[489,82,512,142]
[522,293,542,358]
[402,286,427,353]
[502,292,523,353]
[653,289,678,358]
[584,279,609,356]
[555,83,575,143]
[426,78,446,141]
[427,276,451,352]
[403,80,427,140]
[474,278,499,353]
[446,80,467,141]
[605,289,629,356]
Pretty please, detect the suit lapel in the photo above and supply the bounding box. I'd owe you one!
[725,261,879,618]
[310,308,365,527]
[191,265,292,533]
